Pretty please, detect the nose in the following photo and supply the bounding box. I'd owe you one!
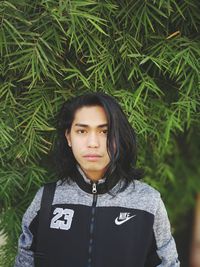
[87,132,99,148]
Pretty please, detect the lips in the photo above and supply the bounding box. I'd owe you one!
[83,154,102,161]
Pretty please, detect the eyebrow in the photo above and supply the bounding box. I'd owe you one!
[74,123,108,128]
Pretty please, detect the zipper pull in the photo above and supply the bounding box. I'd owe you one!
[92,183,97,194]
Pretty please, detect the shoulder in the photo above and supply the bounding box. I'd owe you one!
[22,181,61,226]
[133,180,161,197]
[118,180,162,215]
[22,186,44,226]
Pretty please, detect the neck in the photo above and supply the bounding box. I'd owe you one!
[77,165,106,182]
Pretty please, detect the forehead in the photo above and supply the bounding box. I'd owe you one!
[72,106,108,126]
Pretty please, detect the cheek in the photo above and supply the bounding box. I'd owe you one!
[70,144,82,162]
[71,137,85,152]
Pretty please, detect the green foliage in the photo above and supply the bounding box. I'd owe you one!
[0,0,200,265]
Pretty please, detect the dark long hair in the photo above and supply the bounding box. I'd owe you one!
[56,92,143,191]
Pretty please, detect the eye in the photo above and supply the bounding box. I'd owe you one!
[77,129,86,134]
[100,129,108,135]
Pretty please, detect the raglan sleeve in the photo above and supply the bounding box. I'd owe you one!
[14,187,43,267]
[153,196,180,267]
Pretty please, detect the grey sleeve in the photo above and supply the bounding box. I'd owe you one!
[153,197,180,267]
[14,187,43,267]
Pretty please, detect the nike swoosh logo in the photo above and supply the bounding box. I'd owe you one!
[115,215,136,225]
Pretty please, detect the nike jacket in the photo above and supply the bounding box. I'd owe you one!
[14,168,180,267]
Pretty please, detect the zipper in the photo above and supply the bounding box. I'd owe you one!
[87,182,98,267]
[92,183,97,194]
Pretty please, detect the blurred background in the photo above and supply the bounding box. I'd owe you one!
[0,0,200,266]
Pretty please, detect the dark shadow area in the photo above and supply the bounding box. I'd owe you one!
[174,210,193,267]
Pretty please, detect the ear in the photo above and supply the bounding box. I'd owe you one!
[65,130,72,147]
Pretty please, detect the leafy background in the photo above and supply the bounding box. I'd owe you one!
[0,0,200,266]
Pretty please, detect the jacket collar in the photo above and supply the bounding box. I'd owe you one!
[74,165,119,194]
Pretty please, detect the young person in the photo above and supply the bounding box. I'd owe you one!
[14,92,180,267]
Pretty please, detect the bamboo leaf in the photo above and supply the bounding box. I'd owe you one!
[87,19,108,36]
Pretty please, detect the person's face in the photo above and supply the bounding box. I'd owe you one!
[65,105,110,181]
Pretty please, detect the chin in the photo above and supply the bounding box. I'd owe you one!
[81,164,105,172]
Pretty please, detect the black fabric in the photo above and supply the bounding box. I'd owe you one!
[29,203,159,267]
[34,182,56,267]
[144,232,162,266]
[93,207,155,267]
